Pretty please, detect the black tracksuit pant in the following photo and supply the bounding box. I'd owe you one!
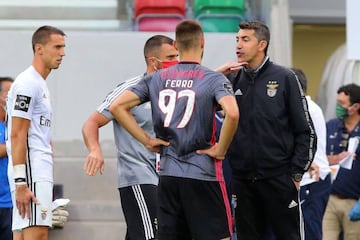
[232,173,303,240]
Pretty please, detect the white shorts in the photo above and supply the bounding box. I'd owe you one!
[12,181,53,231]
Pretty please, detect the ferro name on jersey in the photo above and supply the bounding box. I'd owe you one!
[165,79,194,88]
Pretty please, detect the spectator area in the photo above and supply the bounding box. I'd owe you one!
[0,0,248,32]
[128,0,247,32]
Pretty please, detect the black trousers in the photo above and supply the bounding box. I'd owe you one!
[0,208,13,240]
[232,174,303,240]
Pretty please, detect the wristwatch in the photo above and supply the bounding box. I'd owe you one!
[292,173,303,182]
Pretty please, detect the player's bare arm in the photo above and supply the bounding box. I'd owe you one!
[215,95,239,156]
[82,112,110,176]
[109,90,169,153]
[0,143,7,157]
[11,117,39,219]
[197,95,239,159]
[327,151,351,165]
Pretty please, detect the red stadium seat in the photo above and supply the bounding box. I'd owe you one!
[134,0,186,18]
[133,0,186,32]
[136,15,183,32]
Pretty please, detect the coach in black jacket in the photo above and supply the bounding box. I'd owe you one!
[217,21,317,240]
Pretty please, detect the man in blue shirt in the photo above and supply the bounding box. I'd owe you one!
[0,76,14,240]
[323,83,360,240]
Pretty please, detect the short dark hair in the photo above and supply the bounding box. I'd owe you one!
[291,68,307,93]
[175,20,203,51]
[239,21,270,55]
[0,77,14,91]
[144,35,174,63]
[32,25,66,53]
[337,83,360,108]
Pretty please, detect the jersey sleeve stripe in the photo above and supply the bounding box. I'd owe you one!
[97,75,143,112]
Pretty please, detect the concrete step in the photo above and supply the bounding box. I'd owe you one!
[49,221,126,240]
[53,141,120,203]
[50,141,127,239]
[66,200,124,222]
[53,157,119,201]
[50,201,126,239]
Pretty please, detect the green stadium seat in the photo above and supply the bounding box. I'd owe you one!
[194,0,246,32]
[198,16,244,32]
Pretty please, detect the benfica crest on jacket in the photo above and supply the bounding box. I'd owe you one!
[266,81,279,97]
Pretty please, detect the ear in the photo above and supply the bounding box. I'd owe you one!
[351,103,360,111]
[173,40,178,51]
[258,40,268,52]
[200,37,205,48]
[34,43,43,54]
[148,57,157,66]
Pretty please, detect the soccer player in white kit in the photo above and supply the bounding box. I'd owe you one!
[6,25,66,240]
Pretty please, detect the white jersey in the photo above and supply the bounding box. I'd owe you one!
[6,65,53,187]
[300,96,331,186]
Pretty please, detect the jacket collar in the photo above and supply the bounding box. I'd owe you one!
[244,56,270,74]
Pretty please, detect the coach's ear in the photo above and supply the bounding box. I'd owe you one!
[258,40,267,53]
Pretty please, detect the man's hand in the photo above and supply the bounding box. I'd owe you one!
[144,137,170,153]
[292,180,300,190]
[328,151,351,165]
[15,185,39,219]
[196,143,225,160]
[84,150,105,176]
[215,61,248,75]
[308,163,320,181]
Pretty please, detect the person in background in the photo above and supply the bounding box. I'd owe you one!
[292,67,332,240]
[0,76,14,240]
[82,35,178,240]
[323,83,360,240]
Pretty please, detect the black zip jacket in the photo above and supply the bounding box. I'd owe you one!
[227,58,317,180]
